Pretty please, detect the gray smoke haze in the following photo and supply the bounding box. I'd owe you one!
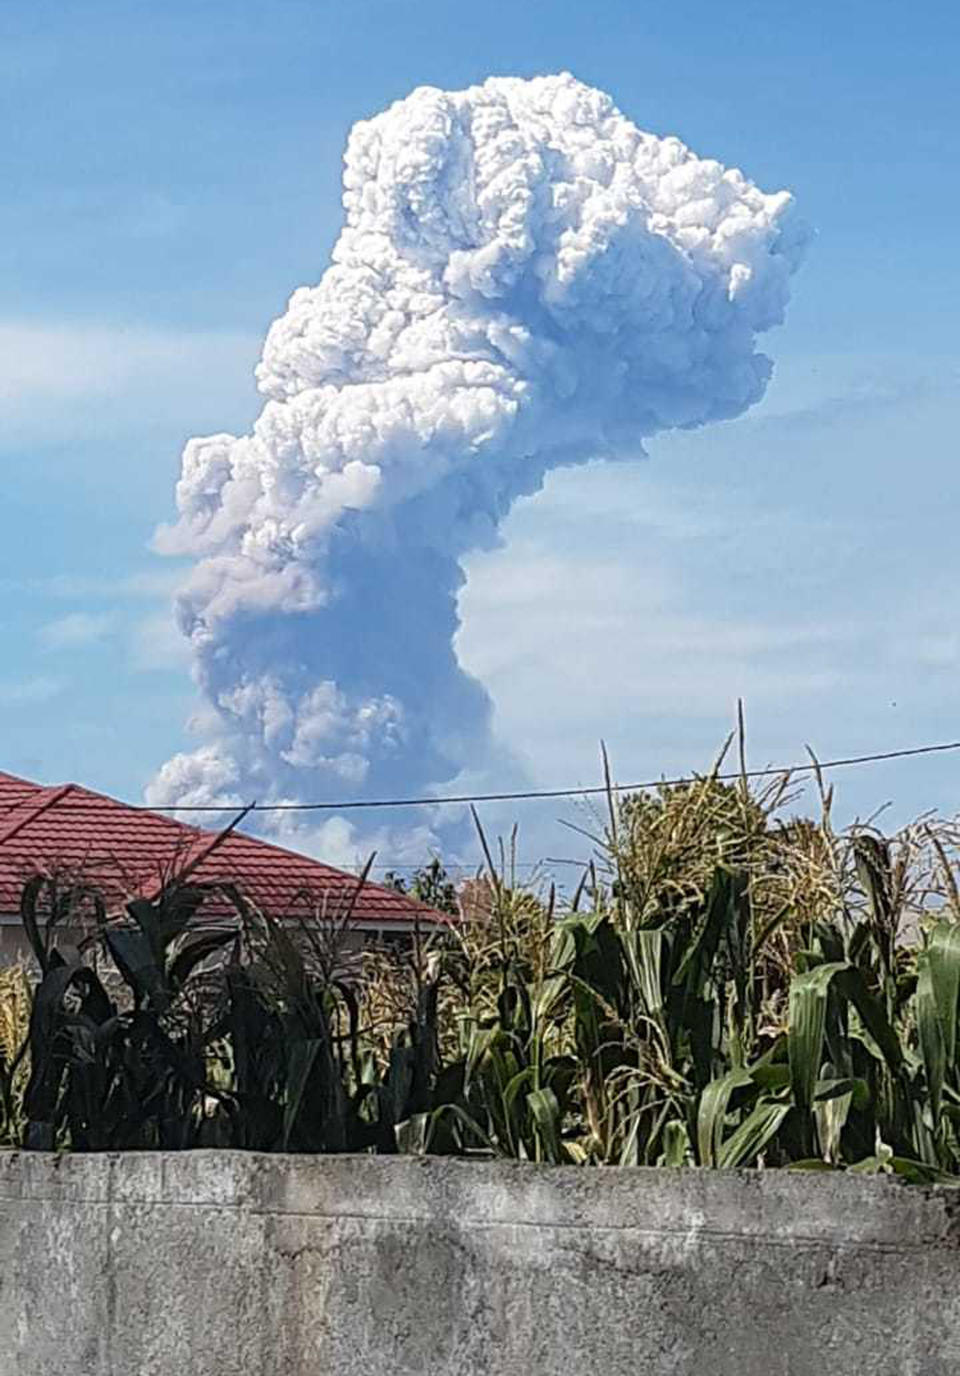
[148,72,808,861]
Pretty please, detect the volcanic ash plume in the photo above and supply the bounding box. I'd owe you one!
[148,73,808,855]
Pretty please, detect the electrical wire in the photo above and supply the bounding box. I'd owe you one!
[66,737,960,815]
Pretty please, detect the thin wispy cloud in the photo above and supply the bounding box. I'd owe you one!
[0,321,260,447]
[0,569,184,601]
[0,677,62,705]
[38,611,114,650]
[0,321,257,404]
[744,355,960,433]
[128,610,192,672]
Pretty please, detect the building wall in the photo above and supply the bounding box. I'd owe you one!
[0,1151,958,1375]
[0,921,90,967]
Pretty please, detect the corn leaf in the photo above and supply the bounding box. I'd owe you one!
[788,961,847,1116]
[527,1087,563,1163]
[717,1097,791,1169]
[917,952,946,1124]
[928,920,960,1068]
[697,1067,753,1167]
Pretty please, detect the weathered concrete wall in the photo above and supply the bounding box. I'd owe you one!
[0,1151,958,1376]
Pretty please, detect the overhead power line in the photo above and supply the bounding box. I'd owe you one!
[369,858,584,871]
[111,737,960,815]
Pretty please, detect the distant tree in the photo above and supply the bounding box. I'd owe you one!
[383,857,459,916]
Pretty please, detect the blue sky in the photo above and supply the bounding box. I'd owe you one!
[3,0,959,866]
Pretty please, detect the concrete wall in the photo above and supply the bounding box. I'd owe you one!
[0,1151,958,1376]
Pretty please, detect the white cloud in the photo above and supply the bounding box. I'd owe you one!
[261,809,443,873]
[38,611,114,650]
[0,568,185,601]
[143,744,243,812]
[912,636,960,670]
[149,72,806,834]
[0,321,260,445]
[0,677,62,705]
[0,321,256,404]
[128,609,192,672]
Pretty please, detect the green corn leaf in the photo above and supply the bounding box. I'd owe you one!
[848,1154,890,1175]
[104,927,167,1009]
[789,959,902,1124]
[674,869,735,996]
[888,1156,957,1185]
[622,927,664,1021]
[20,876,51,976]
[750,1063,791,1092]
[527,1087,563,1163]
[814,1076,865,1103]
[788,961,848,1116]
[697,1066,754,1168]
[717,1096,791,1169]
[917,951,946,1124]
[429,1102,496,1155]
[532,974,569,1024]
[464,1025,501,1089]
[168,929,236,989]
[814,1065,854,1165]
[502,1066,536,1125]
[381,1042,416,1127]
[549,914,585,972]
[282,1039,322,1150]
[927,920,960,1069]
[834,967,903,1074]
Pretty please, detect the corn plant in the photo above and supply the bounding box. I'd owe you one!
[3,740,960,1180]
[19,872,237,1150]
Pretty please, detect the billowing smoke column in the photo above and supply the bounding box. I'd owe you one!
[149,73,808,858]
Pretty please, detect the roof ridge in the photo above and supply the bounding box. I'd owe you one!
[0,769,447,925]
[0,768,45,789]
[0,769,207,840]
[218,828,443,916]
[57,779,212,836]
[0,784,75,847]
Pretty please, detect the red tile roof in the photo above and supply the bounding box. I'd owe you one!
[0,770,445,929]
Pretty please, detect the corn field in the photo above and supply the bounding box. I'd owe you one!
[6,740,960,1180]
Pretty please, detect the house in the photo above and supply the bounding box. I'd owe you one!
[0,769,446,964]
